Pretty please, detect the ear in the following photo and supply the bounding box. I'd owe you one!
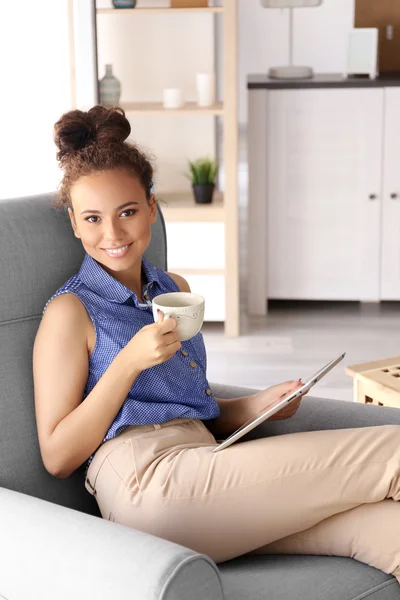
[68,207,81,239]
[149,195,157,224]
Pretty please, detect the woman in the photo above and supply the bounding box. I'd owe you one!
[33,106,400,580]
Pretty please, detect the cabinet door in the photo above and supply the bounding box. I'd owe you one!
[381,87,400,300]
[267,88,383,301]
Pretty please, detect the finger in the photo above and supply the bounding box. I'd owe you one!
[163,332,180,346]
[270,381,296,396]
[158,316,178,333]
[274,380,302,398]
[167,341,182,356]
[291,398,302,407]
[157,309,164,322]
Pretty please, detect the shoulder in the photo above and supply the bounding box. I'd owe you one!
[39,293,92,347]
[165,272,191,293]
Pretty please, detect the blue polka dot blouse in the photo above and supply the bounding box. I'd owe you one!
[43,252,220,466]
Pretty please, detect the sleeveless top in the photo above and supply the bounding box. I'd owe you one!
[43,253,220,465]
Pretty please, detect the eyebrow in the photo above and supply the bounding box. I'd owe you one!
[80,202,139,215]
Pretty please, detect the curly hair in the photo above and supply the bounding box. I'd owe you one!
[53,105,154,209]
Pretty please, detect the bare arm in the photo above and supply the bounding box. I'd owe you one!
[206,397,249,436]
[166,271,191,293]
[34,294,180,479]
[33,294,141,479]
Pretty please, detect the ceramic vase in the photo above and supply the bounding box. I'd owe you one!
[99,65,121,106]
[196,72,215,107]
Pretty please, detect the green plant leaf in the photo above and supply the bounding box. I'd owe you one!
[186,157,218,184]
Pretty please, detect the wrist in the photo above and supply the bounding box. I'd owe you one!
[118,346,142,380]
[213,395,252,435]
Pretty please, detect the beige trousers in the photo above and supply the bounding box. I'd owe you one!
[85,418,400,580]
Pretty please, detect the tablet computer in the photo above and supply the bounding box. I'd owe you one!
[212,352,346,453]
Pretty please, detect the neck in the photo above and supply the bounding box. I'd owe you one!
[101,257,145,298]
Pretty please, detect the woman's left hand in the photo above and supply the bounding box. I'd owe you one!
[242,380,305,423]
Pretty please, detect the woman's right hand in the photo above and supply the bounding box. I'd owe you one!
[124,310,182,373]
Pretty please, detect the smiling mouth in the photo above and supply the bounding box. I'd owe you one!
[103,242,133,257]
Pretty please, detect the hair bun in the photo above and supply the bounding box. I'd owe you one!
[54,106,131,163]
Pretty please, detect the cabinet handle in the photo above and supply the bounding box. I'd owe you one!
[369,194,377,200]
[390,193,398,199]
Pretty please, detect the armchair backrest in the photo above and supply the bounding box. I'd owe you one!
[0,193,167,515]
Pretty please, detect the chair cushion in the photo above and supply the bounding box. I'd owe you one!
[219,555,400,600]
[0,193,167,515]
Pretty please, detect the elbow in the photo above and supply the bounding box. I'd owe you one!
[47,464,73,479]
[48,465,72,479]
[42,452,73,479]
[43,459,69,479]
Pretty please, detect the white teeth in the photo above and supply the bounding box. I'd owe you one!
[106,245,129,255]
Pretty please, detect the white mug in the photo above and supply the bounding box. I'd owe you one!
[163,88,184,109]
[152,292,205,341]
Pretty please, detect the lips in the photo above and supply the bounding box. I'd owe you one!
[103,242,133,258]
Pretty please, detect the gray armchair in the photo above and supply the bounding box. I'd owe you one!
[1,193,399,600]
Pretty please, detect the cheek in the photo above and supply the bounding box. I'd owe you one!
[79,225,101,245]
[134,218,152,238]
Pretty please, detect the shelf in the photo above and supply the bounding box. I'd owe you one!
[97,7,224,14]
[157,191,224,222]
[120,101,224,115]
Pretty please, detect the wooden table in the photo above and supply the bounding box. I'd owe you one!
[346,357,400,407]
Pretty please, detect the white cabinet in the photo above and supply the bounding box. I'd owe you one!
[381,88,400,300]
[248,85,400,315]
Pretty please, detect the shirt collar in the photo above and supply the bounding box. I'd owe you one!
[78,252,160,304]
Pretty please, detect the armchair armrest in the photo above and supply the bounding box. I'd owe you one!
[0,487,224,600]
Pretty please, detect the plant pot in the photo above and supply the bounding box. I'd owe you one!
[192,183,215,204]
[112,0,136,7]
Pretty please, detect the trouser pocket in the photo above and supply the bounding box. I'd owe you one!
[84,439,127,496]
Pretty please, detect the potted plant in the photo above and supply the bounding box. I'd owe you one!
[187,158,218,204]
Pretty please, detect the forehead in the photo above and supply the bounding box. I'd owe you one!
[71,169,146,211]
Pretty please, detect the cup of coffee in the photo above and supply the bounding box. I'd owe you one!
[152,292,205,341]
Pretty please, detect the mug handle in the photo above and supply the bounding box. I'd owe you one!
[157,310,178,322]
[164,312,180,321]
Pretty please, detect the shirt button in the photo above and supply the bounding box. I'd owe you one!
[144,293,150,301]
[189,361,197,368]
[181,350,189,357]
[205,388,212,396]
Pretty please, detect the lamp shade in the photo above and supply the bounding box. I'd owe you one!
[261,0,322,7]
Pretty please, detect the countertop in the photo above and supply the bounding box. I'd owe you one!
[248,73,400,90]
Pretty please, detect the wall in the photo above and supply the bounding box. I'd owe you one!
[95,0,217,193]
[0,1,71,199]
[0,0,356,198]
[238,0,355,124]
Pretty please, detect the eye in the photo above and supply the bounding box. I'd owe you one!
[121,209,137,217]
[84,209,136,223]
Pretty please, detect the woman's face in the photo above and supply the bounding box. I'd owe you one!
[68,168,156,278]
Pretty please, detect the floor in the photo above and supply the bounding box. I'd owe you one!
[202,303,400,402]
[205,127,400,403]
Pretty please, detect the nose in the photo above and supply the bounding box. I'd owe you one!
[102,217,124,242]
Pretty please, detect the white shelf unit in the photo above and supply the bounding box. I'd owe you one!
[97,6,224,14]
[88,2,239,335]
[120,101,224,115]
